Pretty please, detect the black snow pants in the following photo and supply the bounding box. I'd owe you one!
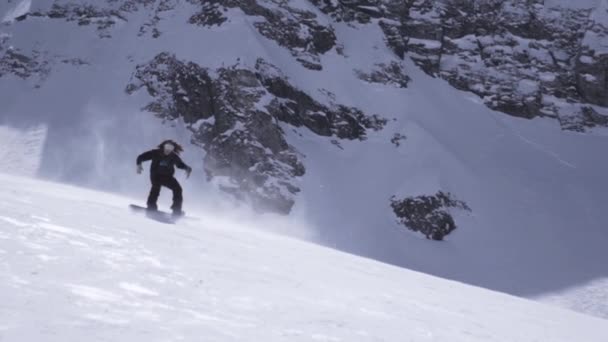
[147,174,183,212]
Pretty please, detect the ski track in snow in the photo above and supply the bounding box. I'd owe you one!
[0,173,607,341]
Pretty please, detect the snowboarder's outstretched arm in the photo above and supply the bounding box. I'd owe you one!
[136,150,156,174]
[174,154,190,170]
[136,150,156,165]
[174,154,192,178]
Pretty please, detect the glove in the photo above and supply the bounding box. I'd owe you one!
[186,166,192,179]
[136,164,143,174]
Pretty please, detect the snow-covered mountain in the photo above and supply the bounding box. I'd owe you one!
[1,172,607,341]
[1,0,608,322]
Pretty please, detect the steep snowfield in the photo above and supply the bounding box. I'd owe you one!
[1,172,607,341]
[289,29,608,318]
[1,0,608,321]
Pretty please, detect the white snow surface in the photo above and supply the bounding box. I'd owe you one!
[0,0,31,23]
[1,0,608,322]
[0,172,607,341]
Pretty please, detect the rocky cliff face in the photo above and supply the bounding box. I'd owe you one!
[314,0,608,131]
[388,0,608,131]
[391,191,471,241]
[577,0,608,109]
[1,0,387,214]
[0,29,86,87]
[1,0,606,237]
[125,52,385,213]
[189,0,337,70]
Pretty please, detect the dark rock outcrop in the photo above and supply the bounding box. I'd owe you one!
[307,0,608,131]
[310,0,408,25]
[355,61,410,88]
[11,0,171,38]
[390,191,470,241]
[390,133,406,147]
[256,59,387,139]
[8,0,605,130]
[575,3,608,108]
[0,45,87,87]
[26,4,126,38]
[390,0,608,131]
[126,52,385,213]
[0,48,45,81]
[187,0,337,70]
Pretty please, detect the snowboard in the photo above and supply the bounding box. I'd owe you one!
[129,204,194,224]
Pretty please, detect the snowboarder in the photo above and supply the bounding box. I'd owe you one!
[136,140,192,216]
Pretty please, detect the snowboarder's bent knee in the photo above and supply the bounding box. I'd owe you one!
[136,140,192,216]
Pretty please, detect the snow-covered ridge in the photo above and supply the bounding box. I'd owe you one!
[1,172,607,341]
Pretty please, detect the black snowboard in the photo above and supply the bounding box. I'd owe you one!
[129,204,189,224]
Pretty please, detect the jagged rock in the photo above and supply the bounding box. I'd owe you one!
[0,31,88,86]
[0,48,52,87]
[385,0,608,131]
[576,55,608,107]
[390,133,406,147]
[309,0,374,24]
[576,2,608,107]
[390,191,470,241]
[188,1,228,26]
[1,50,32,79]
[257,59,386,140]
[9,0,604,131]
[322,0,607,131]
[379,21,409,60]
[126,53,385,213]
[126,52,303,213]
[558,106,608,132]
[13,0,166,38]
[188,0,336,70]
[310,0,409,25]
[109,0,158,12]
[26,4,126,38]
[134,0,178,37]
[355,61,410,88]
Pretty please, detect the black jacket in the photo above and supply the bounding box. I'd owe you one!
[137,149,191,177]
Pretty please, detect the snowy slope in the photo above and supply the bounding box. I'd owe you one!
[1,0,608,321]
[1,172,607,341]
[287,25,608,318]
